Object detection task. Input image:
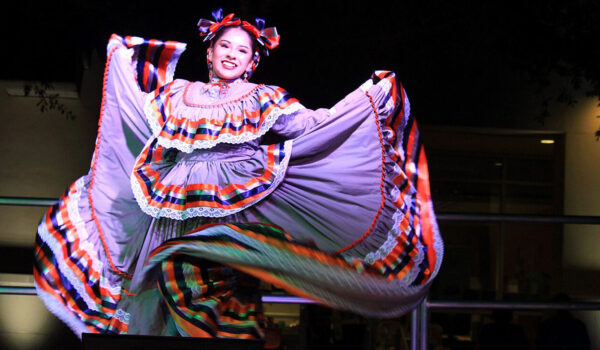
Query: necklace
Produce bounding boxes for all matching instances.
[205,76,244,99]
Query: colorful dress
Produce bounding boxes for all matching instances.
[33,35,443,339]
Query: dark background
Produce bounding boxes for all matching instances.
[3,0,600,127]
[1,2,598,348]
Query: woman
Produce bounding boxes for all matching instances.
[34,9,443,340]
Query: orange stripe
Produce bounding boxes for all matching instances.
[157,41,177,86]
[394,260,414,280]
[404,125,417,179]
[216,331,258,339]
[36,254,115,328]
[44,205,120,307]
[416,149,436,283]
[165,261,187,308]
[391,84,405,132]
[136,143,281,211]
[108,318,128,333]
[227,225,351,269]
[34,269,101,334]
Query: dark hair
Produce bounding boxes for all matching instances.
[211,26,258,54]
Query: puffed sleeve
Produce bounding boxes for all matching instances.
[257,84,330,139]
[268,106,332,139]
[266,71,406,140]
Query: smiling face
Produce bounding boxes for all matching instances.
[207,27,255,80]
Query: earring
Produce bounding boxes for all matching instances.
[242,70,251,81]
[207,61,214,79]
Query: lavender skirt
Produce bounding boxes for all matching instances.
[33,35,443,339]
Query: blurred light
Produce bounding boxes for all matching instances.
[0,295,53,349]
[262,295,314,304]
[540,139,555,144]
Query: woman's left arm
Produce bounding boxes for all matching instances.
[268,107,332,139]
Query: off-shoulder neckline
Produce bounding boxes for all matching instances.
[182,81,263,108]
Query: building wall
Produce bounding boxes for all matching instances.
[546,97,600,349]
[0,55,103,349]
[0,53,102,247]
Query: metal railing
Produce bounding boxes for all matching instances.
[0,197,58,207]
[2,196,600,349]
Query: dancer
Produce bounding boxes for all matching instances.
[34,9,443,340]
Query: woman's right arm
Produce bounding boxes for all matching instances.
[103,35,187,144]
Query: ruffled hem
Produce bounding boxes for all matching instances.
[143,81,304,152]
[347,70,443,285]
[131,138,293,219]
[137,222,429,319]
[33,176,131,335]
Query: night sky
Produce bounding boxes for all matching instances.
[3,0,600,127]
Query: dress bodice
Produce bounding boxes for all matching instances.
[143,78,304,153]
[171,140,259,163]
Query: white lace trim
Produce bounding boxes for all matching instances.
[359,72,396,118]
[375,72,393,94]
[165,43,187,84]
[68,178,104,276]
[99,274,124,296]
[106,35,126,53]
[131,139,293,219]
[357,72,408,263]
[395,94,410,160]
[38,177,124,309]
[143,88,305,153]
[70,178,123,296]
[114,308,131,324]
[37,210,100,313]
[359,79,373,92]
[364,229,400,265]
[403,236,426,286]
[355,72,440,286]
[35,286,89,338]
[127,36,145,46]
[363,217,426,287]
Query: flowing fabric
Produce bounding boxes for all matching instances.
[33,34,443,339]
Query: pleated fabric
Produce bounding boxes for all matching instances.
[33,34,443,340]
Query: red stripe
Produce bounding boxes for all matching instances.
[142,40,154,89]
[44,197,122,304]
[157,41,178,86]
[404,122,418,180]
[149,84,300,146]
[134,143,283,212]
[416,149,436,283]
[391,85,405,133]
[89,44,133,279]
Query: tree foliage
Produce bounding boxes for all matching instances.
[23,83,75,120]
